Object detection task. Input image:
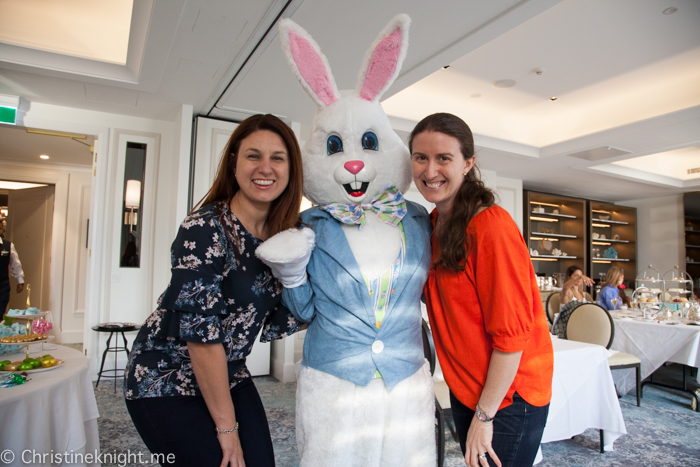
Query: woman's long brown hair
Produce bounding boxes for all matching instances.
[409,113,495,272]
[601,266,624,289]
[194,114,303,239]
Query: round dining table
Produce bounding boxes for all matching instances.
[0,344,100,466]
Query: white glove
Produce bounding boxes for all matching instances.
[255,227,316,288]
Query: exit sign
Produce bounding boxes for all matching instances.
[0,106,16,124]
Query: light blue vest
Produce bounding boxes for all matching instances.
[283,201,431,389]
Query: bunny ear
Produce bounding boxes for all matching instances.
[356,14,411,102]
[279,18,339,108]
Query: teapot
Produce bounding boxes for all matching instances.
[658,303,674,321]
[688,301,700,322]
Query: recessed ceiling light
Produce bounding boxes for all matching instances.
[663,7,677,15]
[470,93,482,98]
[0,181,48,190]
[550,97,558,101]
[492,79,516,88]
[40,154,49,159]
[533,68,544,76]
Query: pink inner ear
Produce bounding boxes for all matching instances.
[289,31,337,107]
[359,28,402,102]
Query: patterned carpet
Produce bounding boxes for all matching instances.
[96,365,700,466]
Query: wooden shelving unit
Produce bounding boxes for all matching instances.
[524,191,586,278]
[685,219,700,283]
[684,193,700,288]
[588,201,637,291]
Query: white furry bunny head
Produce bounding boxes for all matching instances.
[279,14,411,206]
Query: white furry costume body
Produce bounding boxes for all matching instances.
[256,15,436,466]
[296,362,434,467]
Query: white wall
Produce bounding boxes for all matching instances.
[22,102,191,378]
[620,194,685,278]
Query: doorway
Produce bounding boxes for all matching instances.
[0,124,95,344]
[1,183,55,313]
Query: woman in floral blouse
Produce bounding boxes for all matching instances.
[124,114,305,467]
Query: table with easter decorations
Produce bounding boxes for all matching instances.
[0,289,100,466]
[0,344,100,466]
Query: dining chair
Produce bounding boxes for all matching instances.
[565,303,641,452]
[584,291,594,302]
[545,292,561,324]
[421,319,454,467]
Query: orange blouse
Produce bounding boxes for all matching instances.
[425,206,553,411]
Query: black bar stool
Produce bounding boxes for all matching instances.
[92,322,140,393]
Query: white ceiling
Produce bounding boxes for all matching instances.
[0,0,698,202]
[0,124,94,167]
[0,0,133,65]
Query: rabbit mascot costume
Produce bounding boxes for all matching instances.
[256,14,435,466]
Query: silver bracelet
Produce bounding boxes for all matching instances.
[215,422,239,435]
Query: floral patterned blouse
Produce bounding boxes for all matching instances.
[124,201,303,400]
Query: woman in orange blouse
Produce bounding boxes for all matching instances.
[410,113,553,467]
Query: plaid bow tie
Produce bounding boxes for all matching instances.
[321,186,407,230]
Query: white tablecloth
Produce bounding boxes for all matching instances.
[535,337,626,463]
[0,345,100,467]
[609,314,700,396]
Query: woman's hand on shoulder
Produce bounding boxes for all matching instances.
[218,431,245,467]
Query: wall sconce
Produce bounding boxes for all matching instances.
[124,180,141,232]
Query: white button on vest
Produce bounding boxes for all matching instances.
[372,340,384,354]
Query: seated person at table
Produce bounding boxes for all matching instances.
[598,266,625,310]
[560,265,593,309]
[552,265,592,338]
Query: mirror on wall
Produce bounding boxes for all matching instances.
[120,142,146,268]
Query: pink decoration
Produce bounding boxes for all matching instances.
[359,28,402,102]
[32,319,53,335]
[289,31,337,107]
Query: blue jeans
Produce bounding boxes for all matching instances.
[126,378,275,467]
[450,391,549,467]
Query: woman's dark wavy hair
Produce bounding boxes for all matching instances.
[194,114,303,241]
[565,265,583,283]
[409,113,495,272]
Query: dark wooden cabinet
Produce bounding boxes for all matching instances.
[524,191,637,294]
[588,201,637,290]
[524,191,586,278]
[684,193,700,287]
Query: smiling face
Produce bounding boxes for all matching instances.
[302,94,411,206]
[411,131,475,215]
[234,130,290,210]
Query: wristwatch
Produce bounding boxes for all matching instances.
[475,404,494,423]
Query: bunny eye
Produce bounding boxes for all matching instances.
[327,135,343,155]
[362,132,378,151]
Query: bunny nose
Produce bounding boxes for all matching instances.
[344,161,365,175]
